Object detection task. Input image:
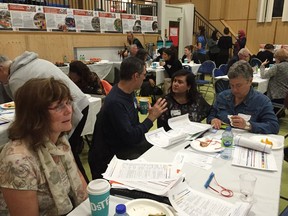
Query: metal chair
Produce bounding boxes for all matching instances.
[219,64,228,75]
[182,65,192,73]
[272,92,288,118]
[214,79,230,95]
[196,60,216,97]
[250,58,262,67]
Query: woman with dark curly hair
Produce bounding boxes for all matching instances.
[157,69,211,131]
[68,60,107,95]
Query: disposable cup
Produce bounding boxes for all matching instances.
[239,173,257,203]
[87,179,111,216]
[139,98,149,115]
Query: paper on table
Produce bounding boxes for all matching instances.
[145,127,187,148]
[173,150,213,170]
[168,181,251,216]
[168,114,211,135]
[232,146,277,171]
[234,134,272,153]
[103,156,179,181]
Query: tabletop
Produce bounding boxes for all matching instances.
[68,127,284,216]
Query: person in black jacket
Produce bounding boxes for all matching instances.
[160,48,183,78]
[256,44,275,67]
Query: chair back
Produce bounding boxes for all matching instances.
[198,60,216,75]
[214,79,230,94]
[219,64,228,75]
[250,58,262,67]
[284,91,288,108]
[212,68,224,78]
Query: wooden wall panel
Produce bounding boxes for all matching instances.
[274,20,288,44]
[0,32,158,63]
[225,0,250,20]
[209,0,225,20]
[248,0,257,19]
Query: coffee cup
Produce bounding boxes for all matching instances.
[87,179,111,216]
[139,98,149,115]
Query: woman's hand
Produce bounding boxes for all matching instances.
[261,59,269,66]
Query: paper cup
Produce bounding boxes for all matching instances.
[87,179,110,216]
[139,98,149,115]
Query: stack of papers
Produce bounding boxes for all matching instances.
[145,114,212,148]
[0,111,14,125]
[103,156,183,196]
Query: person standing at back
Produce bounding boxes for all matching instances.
[207,30,220,65]
[195,25,208,63]
[233,29,246,56]
[217,27,233,65]
[0,51,90,183]
[127,31,144,49]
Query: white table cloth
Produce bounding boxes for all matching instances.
[0,96,101,147]
[58,62,114,80]
[215,74,269,94]
[146,63,201,86]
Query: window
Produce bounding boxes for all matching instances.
[272,0,284,17]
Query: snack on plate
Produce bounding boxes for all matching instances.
[200,139,212,147]
[90,57,102,62]
[261,138,273,145]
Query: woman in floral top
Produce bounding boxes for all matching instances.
[0,78,87,215]
[157,69,211,131]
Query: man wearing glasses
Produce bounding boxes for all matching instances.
[89,57,167,179]
[207,60,279,134]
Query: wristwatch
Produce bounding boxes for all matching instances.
[244,121,251,130]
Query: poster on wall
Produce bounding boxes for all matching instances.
[0,3,12,30]
[73,9,99,32]
[98,11,122,33]
[9,4,46,30]
[140,15,158,33]
[121,14,137,33]
[44,7,75,31]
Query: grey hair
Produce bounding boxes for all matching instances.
[0,55,9,65]
[228,60,253,80]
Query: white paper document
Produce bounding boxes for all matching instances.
[103,156,183,195]
[173,150,213,170]
[234,134,272,153]
[168,181,251,216]
[168,114,211,135]
[103,156,179,181]
[232,146,278,171]
[145,127,187,148]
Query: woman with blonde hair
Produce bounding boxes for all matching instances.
[0,78,87,215]
[260,48,288,117]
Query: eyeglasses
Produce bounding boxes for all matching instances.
[48,100,72,112]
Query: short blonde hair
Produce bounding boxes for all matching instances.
[274,48,288,62]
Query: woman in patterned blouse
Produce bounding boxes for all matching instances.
[0,78,87,215]
[157,69,211,131]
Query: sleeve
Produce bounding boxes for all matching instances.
[260,65,277,79]
[250,99,280,134]
[0,153,39,191]
[106,102,153,146]
[181,55,186,63]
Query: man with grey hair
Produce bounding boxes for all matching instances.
[207,60,279,134]
[0,51,90,182]
[226,48,250,74]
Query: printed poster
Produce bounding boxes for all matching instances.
[140,15,158,33]
[121,13,136,33]
[44,7,75,31]
[0,3,12,29]
[73,9,99,32]
[98,11,122,33]
[9,4,46,30]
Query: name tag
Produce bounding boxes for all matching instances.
[171,109,181,117]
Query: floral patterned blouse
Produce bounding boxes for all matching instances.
[157,93,211,131]
[0,139,76,215]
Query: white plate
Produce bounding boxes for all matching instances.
[126,199,174,216]
[0,102,15,110]
[190,137,224,153]
[250,135,283,150]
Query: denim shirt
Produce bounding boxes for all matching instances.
[207,87,279,134]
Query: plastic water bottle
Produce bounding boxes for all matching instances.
[114,204,130,216]
[221,126,233,160]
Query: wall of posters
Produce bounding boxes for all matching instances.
[0,3,157,34]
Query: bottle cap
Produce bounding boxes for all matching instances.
[116,204,126,214]
[226,126,232,131]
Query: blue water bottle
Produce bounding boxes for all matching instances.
[221,126,234,160]
[114,204,130,216]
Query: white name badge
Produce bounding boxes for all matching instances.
[171,109,181,117]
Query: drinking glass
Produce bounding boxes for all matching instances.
[239,173,257,202]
